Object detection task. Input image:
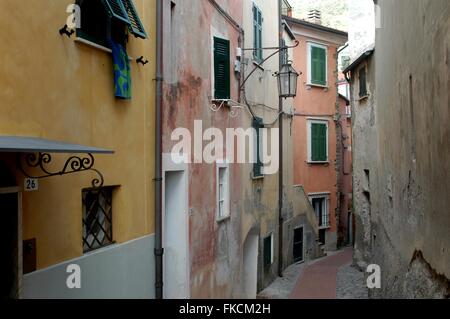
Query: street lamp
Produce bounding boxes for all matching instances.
[277,61,300,99]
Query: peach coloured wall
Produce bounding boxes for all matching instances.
[289,27,347,249]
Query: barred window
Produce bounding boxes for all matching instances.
[82,187,114,253]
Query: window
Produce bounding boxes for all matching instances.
[253,4,263,63]
[308,43,327,86]
[308,120,328,162]
[213,37,230,99]
[217,164,230,220]
[82,187,114,252]
[253,117,264,177]
[76,0,147,47]
[263,234,273,267]
[293,227,304,263]
[310,196,329,229]
[359,66,367,97]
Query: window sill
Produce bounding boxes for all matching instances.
[83,241,117,256]
[358,94,370,101]
[319,226,331,230]
[306,83,329,89]
[251,174,265,180]
[74,37,134,61]
[307,161,330,165]
[217,215,231,223]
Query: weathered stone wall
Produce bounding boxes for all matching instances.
[353,0,450,298]
[350,54,376,269]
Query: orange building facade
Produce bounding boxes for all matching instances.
[284,16,347,250]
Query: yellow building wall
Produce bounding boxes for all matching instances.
[0,0,156,269]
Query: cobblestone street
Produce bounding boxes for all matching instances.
[259,247,368,299]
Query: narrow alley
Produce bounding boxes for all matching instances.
[259,248,368,299]
[0,0,449,304]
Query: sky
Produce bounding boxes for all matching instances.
[288,0,349,32]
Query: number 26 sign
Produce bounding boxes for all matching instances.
[24,178,39,192]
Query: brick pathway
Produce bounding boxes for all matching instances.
[290,247,355,299]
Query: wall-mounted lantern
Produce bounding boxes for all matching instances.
[277,61,300,99]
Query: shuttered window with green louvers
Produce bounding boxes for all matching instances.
[311,45,327,86]
[120,0,147,39]
[359,66,367,97]
[311,123,327,162]
[102,0,130,24]
[214,37,230,100]
[103,0,147,39]
[253,117,264,177]
[253,4,263,63]
[264,235,272,267]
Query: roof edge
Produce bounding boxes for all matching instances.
[282,15,348,37]
[343,49,375,74]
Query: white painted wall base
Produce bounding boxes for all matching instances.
[23,234,155,299]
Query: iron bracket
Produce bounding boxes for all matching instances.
[17,152,104,188]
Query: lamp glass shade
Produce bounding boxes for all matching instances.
[278,63,299,98]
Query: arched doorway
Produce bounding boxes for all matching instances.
[242,228,259,298]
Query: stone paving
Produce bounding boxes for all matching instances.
[336,263,368,299]
[258,247,368,299]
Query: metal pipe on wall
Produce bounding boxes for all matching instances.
[277,0,284,278]
[154,0,164,300]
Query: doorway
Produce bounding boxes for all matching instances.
[1,187,21,299]
[163,170,188,299]
[293,227,304,263]
[242,229,258,298]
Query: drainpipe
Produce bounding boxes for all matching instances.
[154,0,164,300]
[277,0,284,278]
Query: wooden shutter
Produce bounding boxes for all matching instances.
[257,9,262,62]
[253,117,264,177]
[214,37,230,99]
[253,5,263,63]
[311,46,326,85]
[311,123,327,162]
[102,0,130,25]
[359,66,367,97]
[121,0,147,39]
[319,124,327,161]
[264,236,272,266]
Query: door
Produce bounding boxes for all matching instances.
[242,229,258,298]
[0,188,21,299]
[293,227,304,263]
[163,171,188,299]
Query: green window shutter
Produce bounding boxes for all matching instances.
[102,0,131,25]
[214,37,230,100]
[263,236,272,267]
[311,46,326,85]
[257,9,262,62]
[319,124,327,161]
[311,123,327,161]
[253,5,263,63]
[121,0,147,39]
[359,67,367,97]
[253,117,264,177]
[311,123,319,161]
